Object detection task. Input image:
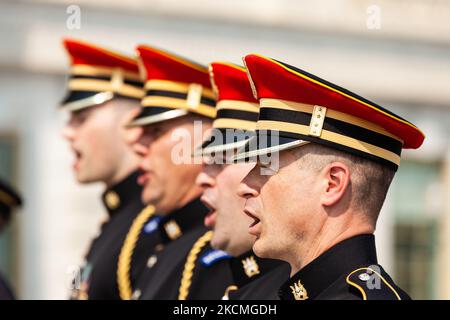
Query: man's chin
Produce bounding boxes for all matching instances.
[210,235,226,252]
[252,237,271,259]
[141,190,159,207]
[141,195,153,206]
[75,173,93,184]
[74,171,103,185]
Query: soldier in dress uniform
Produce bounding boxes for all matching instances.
[0,178,22,300]
[194,62,290,300]
[60,39,161,300]
[126,46,233,300]
[235,54,425,300]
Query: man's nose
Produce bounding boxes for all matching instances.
[237,176,259,199]
[195,170,215,189]
[132,142,148,157]
[61,124,76,142]
[124,125,143,146]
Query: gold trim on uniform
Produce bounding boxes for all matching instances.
[68,79,144,99]
[208,65,219,97]
[346,267,402,300]
[105,191,120,210]
[254,54,424,137]
[260,98,403,141]
[70,65,142,82]
[290,280,309,300]
[144,79,215,99]
[212,118,257,131]
[242,256,260,278]
[256,97,403,166]
[216,100,259,113]
[178,231,213,300]
[308,105,327,137]
[222,285,239,300]
[141,96,216,119]
[117,205,156,300]
[242,58,258,100]
[257,120,401,166]
[186,83,203,109]
[164,220,182,240]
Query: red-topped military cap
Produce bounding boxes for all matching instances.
[235,54,425,170]
[128,45,216,127]
[60,38,144,111]
[195,62,259,156]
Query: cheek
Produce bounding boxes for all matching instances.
[95,130,120,161]
[78,126,100,155]
[219,177,238,200]
[261,176,286,211]
[260,176,297,231]
[148,137,177,179]
[218,168,248,207]
[218,180,244,213]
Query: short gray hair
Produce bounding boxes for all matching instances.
[291,143,395,222]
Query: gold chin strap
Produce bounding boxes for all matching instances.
[117,205,156,300]
[178,230,213,300]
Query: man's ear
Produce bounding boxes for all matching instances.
[321,161,350,207]
[120,108,141,142]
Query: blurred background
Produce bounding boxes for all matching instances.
[0,0,449,299]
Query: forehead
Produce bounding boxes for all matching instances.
[69,103,107,119]
[142,116,193,133]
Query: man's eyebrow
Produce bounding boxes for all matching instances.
[72,109,88,116]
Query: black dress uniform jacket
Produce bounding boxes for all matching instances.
[71,171,161,300]
[279,234,411,300]
[228,251,290,300]
[133,198,234,300]
[177,242,233,300]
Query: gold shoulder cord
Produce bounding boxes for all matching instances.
[117,205,156,300]
[178,230,213,300]
[223,285,239,300]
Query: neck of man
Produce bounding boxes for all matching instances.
[230,245,252,258]
[157,183,203,216]
[104,150,141,188]
[287,214,375,277]
[228,236,255,257]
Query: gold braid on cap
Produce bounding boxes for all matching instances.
[178,230,213,300]
[117,205,156,300]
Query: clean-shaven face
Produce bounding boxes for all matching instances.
[237,149,324,261]
[62,101,136,184]
[133,116,210,214]
[197,159,255,256]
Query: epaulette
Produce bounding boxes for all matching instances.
[346,266,403,300]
